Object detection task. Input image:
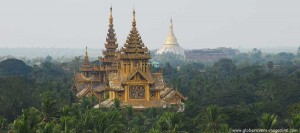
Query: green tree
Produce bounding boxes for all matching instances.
[0,116,6,131]
[285,114,300,129]
[37,122,61,133]
[41,92,58,122]
[113,98,121,110]
[257,113,277,129]
[156,112,183,133]
[203,105,229,133]
[12,107,41,133]
[250,48,263,64]
[212,58,236,74]
[267,61,274,69]
[297,46,300,57]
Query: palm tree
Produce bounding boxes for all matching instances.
[285,114,300,129]
[203,105,229,133]
[41,92,58,122]
[37,122,61,133]
[77,109,125,133]
[157,112,183,133]
[59,116,77,132]
[97,110,126,133]
[258,113,278,129]
[0,116,6,131]
[12,107,41,133]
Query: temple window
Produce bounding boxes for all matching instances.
[151,91,156,98]
[118,92,122,97]
[129,85,145,99]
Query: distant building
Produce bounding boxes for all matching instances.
[156,19,185,56]
[185,47,239,62]
[151,61,160,68]
[73,8,187,110]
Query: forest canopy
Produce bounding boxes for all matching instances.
[0,49,300,132]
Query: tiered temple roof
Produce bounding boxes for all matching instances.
[120,10,151,60]
[100,7,118,72]
[80,47,92,72]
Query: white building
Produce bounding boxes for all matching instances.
[156,19,185,56]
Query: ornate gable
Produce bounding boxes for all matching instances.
[124,68,154,84]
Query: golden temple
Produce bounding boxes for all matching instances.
[73,7,187,110]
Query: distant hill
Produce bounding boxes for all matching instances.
[0,59,33,76]
[0,48,101,58]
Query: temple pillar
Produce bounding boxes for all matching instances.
[125,85,128,101]
[109,91,113,99]
[157,91,160,100]
[145,85,150,101]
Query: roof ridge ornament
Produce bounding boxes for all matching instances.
[132,9,136,27]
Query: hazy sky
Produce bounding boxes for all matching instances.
[0,0,300,49]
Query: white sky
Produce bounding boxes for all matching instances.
[0,0,300,49]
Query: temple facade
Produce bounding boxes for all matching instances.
[73,8,187,110]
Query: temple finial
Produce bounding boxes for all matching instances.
[85,46,88,57]
[132,9,136,27]
[82,46,91,67]
[170,18,173,29]
[109,6,113,24]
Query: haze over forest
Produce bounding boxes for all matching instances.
[1,0,300,49]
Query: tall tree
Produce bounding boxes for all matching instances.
[157,112,183,133]
[203,105,229,133]
[257,113,277,129]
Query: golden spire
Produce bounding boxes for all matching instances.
[164,18,179,45]
[104,6,118,49]
[132,9,136,27]
[85,46,88,58]
[81,46,92,72]
[120,8,150,60]
[83,46,90,65]
[109,6,113,25]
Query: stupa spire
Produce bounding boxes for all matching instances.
[156,18,185,56]
[80,46,92,78]
[104,6,118,49]
[170,18,173,29]
[165,18,179,45]
[132,9,136,28]
[84,46,90,65]
[100,7,118,73]
[81,46,92,73]
[109,6,113,25]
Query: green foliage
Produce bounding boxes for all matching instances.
[156,112,183,133]
[288,103,300,116]
[0,76,39,122]
[152,52,185,67]
[212,58,236,74]
[0,115,6,131]
[285,114,300,129]
[1,49,300,132]
[37,122,61,133]
[257,113,278,129]
[0,59,32,76]
[202,105,229,133]
[113,98,121,110]
[12,107,41,133]
[41,92,58,122]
